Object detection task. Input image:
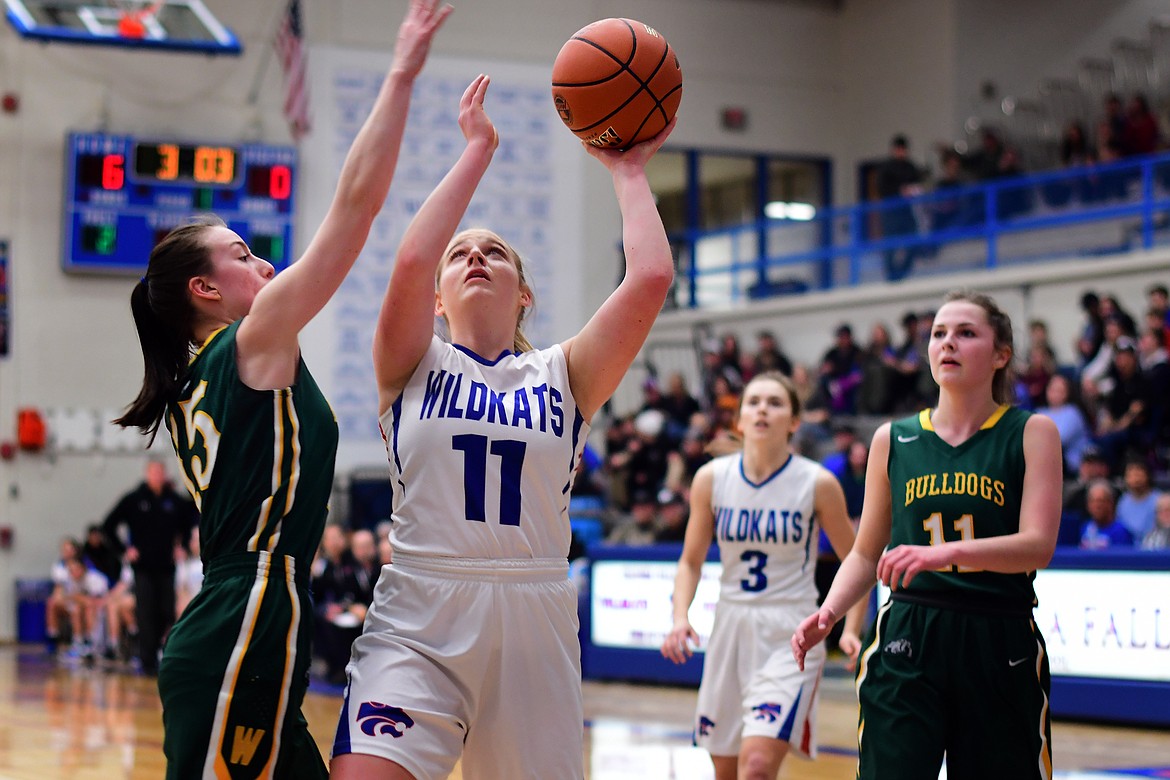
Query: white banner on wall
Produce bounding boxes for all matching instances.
[591,560,721,651]
[595,559,1170,684]
[302,47,586,457]
[1033,569,1170,681]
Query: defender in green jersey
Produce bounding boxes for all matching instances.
[793,291,1063,780]
[113,4,453,776]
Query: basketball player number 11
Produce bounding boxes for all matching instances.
[453,434,527,526]
[922,513,980,572]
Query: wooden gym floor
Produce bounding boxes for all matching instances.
[0,645,1166,779]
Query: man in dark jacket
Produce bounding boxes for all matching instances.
[102,459,196,674]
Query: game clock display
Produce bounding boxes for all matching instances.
[63,132,296,274]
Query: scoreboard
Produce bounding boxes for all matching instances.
[63,132,296,274]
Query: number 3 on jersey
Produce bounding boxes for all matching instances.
[922,512,979,572]
[453,434,526,526]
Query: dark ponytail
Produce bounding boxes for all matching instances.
[114,216,224,442]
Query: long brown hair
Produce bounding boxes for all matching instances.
[942,289,1015,404]
[114,216,224,440]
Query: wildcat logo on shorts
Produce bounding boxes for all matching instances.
[697,715,716,736]
[357,702,415,738]
[883,638,914,658]
[752,702,784,723]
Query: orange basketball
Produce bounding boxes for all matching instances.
[551,18,682,150]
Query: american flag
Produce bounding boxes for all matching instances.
[275,0,310,140]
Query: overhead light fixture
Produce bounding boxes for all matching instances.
[765,201,816,221]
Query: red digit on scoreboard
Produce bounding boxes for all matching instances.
[102,154,125,190]
[270,164,291,200]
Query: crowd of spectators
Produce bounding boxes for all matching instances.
[584,282,1170,558]
[872,92,1167,281]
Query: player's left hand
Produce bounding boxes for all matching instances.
[877,543,948,590]
[838,630,862,672]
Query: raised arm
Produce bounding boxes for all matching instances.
[371,74,498,412]
[562,121,677,419]
[238,0,452,363]
[661,463,715,664]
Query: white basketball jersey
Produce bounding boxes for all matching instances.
[708,452,821,606]
[379,336,589,560]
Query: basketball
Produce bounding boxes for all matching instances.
[551,18,682,150]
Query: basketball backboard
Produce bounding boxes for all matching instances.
[4,0,241,55]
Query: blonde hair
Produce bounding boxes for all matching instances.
[439,228,534,353]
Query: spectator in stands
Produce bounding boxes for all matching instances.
[1093,336,1154,471]
[1138,326,1170,453]
[820,422,858,480]
[349,528,380,611]
[654,490,690,543]
[789,362,832,454]
[44,536,82,652]
[1141,493,1170,550]
[837,439,869,522]
[311,523,359,686]
[701,345,743,409]
[960,128,1006,181]
[890,311,928,413]
[875,134,925,281]
[1017,344,1055,411]
[1074,291,1105,370]
[708,374,742,438]
[665,429,711,499]
[1080,315,1127,392]
[1147,283,1169,329]
[750,329,793,378]
[930,148,968,233]
[622,408,674,506]
[1144,306,1170,348]
[1036,373,1091,476]
[857,321,898,415]
[1116,459,1162,541]
[716,333,746,391]
[818,323,863,415]
[1028,319,1059,366]
[1098,94,1128,158]
[50,556,109,659]
[1059,121,1094,168]
[606,489,660,546]
[1079,480,1134,549]
[1100,294,1137,337]
[660,372,702,442]
[1062,445,1111,519]
[1122,94,1160,156]
[81,524,122,590]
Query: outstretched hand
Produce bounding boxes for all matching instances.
[459,74,499,152]
[791,606,836,672]
[392,0,454,79]
[583,117,677,173]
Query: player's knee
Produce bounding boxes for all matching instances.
[740,746,780,780]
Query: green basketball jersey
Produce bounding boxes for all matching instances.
[165,320,339,565]
[887,404,1037,607]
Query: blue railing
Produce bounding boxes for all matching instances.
[671,151,1170,309]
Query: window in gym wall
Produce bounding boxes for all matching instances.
[646,150,830,308]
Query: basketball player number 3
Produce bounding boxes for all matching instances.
[922,512,979,572]
[452,434,527,526]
